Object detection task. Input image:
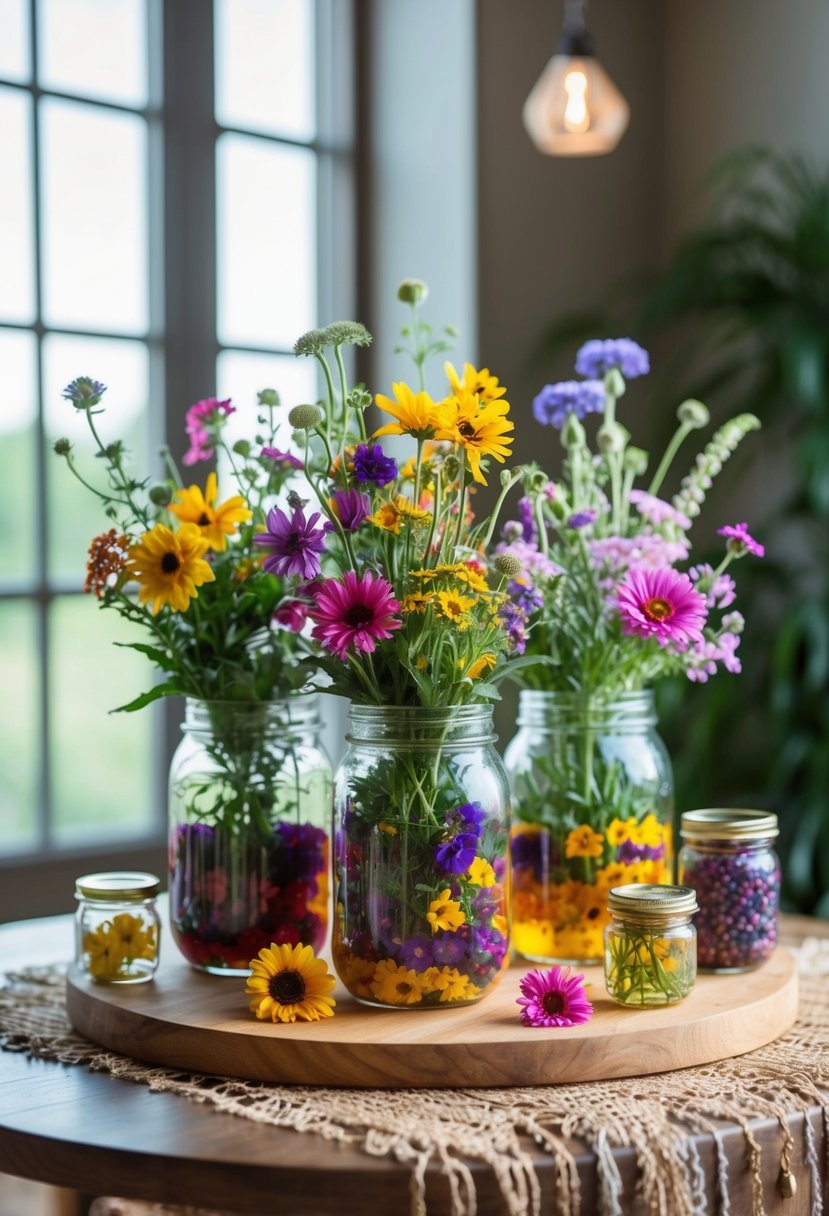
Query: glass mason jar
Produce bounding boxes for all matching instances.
[75,871,161,984]
[604,883,698,1007]
[168,695,332,975]
[678,808,781,973]
[504,689,674,967]
[332,705,511,1009]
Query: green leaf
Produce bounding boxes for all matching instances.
[112,680,181,713]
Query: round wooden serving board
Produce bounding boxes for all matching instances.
[66,946,798,1089]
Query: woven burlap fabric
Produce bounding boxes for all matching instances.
[3,945,829,1216]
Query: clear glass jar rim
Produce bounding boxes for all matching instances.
[75,871,161,900]
[680,808,779,841]
[183,693,322,728]
[518,688,655,708]
[347,703,495,723]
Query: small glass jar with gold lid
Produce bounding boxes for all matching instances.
[75,871,161,984]
[604,884,698,1008]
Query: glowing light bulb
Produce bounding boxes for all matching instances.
[563,67,589,132]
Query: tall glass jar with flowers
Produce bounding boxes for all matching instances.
[497,339,764,965]
[55,382,332,974]
[270,282,534,1008]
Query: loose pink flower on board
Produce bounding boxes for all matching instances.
[517,965,593,1028]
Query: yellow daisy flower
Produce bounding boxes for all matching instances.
[401,591,433,615]
[245,942,336,1023]
[332,941,375,1001]
[426,889,466,935]
[127,523,215,614]
[564,825,605,860]
[373,382,441,441]
[606,818,632,848]
[83,924,126,980]
[435,388,514,485]
[369,496,431,536]
[370,959,423,1006]
[411,562,490,593]
[110,912,157,962]
[466,856,496,887]
[422,965,479,1003]
[169,471,252,551]
[444,360,508,403]
[435,589,477,626]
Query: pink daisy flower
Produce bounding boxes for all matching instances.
[516,965,593,1028]
[617,567,707,649]
[717,522,765,558]
[309,570,402,660]
[183,397,235,466]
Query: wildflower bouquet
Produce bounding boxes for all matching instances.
[55,381,331,972]
[274,282,531,1007]
[497,338,763,964]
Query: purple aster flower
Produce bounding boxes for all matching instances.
[575,338,650,380]
[518,496,538,544]
[508,578,544,615]
[532,380,605,429]
[330,487,371,531]
[435,832,479,873]
[432,933,469,967]
[718,522,765,558]
[352,442,398,487]
[399,935,434,971]
[498,599,528,654]
[567,510,597,530]
[516,965,594,1028]
[253,504,333,579]
[472,924,507,964]
[261,446,304,470]
[62,376,107,407]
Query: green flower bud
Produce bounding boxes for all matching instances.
[597,422,627,454]
[623,446,649,476]
[53,437,72,456]
[148,482,173,506]
[677,399,710,429]
[560,413,586,450]
[500,468,516,488]
[604,368,626,398]
[493,552,523,579]
[257,388,280,407]
[523,467,548,494]
[397,279,429,305]
[233,439,251,457]
[347,386,373,411]
[288,403,323,429]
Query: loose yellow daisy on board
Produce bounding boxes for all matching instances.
[435,388,514,485]
[127,522,215,614]
[370,959,423,1006]
[245,943,336,1024]
[169,471,252,552]
[565,825,606,860]
[444,360,508,404]
[373,381,442,441]
[426,889,466,935]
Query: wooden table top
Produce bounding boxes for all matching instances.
[1,912,827,1216]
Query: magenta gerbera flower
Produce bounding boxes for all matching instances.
[253,505,333,579]
[309,570,402,660]
[516,965,593,1028]
[717,522,765,558]
[617,567,707,649]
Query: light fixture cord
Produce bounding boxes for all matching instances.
[563,0,587,34]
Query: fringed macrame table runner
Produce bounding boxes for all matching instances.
[2,941,829,1216]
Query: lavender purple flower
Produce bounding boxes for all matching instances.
[253,504,333,579]
[352,442,398,487]
[575,338,650,380]
[532,380,605,429]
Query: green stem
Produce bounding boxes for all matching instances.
[647,421,694,499]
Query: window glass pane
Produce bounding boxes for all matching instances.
[215,0,314,141]
[0,330,38,582]
[50,595,154,846]
[0,0,31,81]
[217,134,316,349]
[0,87,36,323]
[43,334,149,583]
[215,349,318,488]
[40,98,148,333]
[0,600,39,856]
[37,0,147,108]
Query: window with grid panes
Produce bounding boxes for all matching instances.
[0,0,355,870]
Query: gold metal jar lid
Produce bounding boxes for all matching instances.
[75,871,161,901]
[608,883,699,917]
[680,808,779,841]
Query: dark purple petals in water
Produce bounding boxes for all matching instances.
[399,935,434,970]
[511,829,551,884]
[432,933,468,967]
[575,338,650,380]
[618,839,665,864]
[435,832,479,873]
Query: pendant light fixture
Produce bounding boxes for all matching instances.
[523,0,629,157]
